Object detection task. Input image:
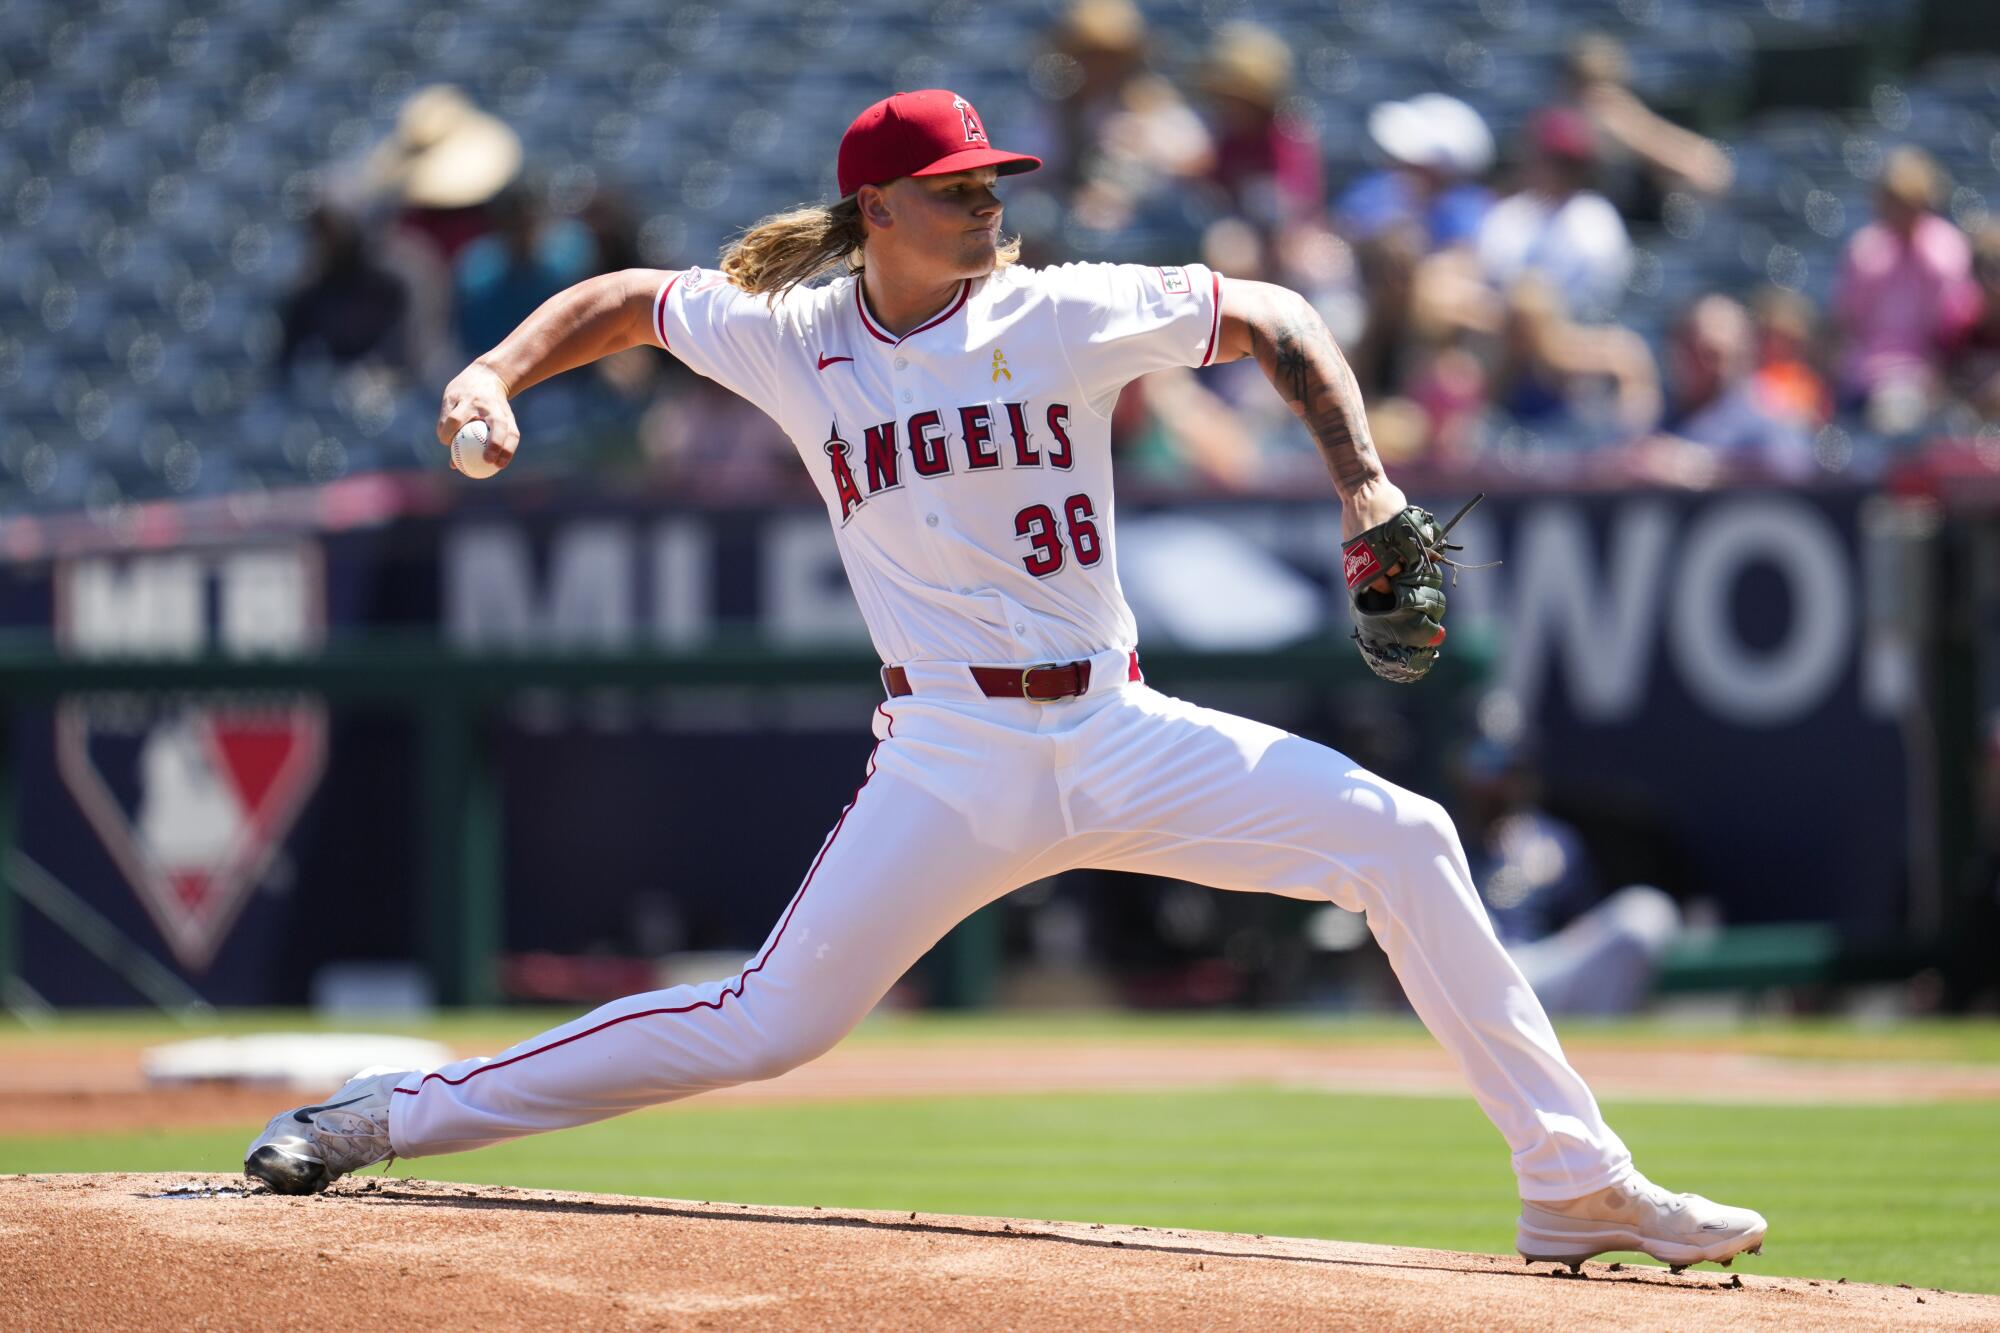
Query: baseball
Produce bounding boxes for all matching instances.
[451,419,500,479]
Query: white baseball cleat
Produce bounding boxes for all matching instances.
[243,1067,406,1195]
[1517,1170,1768,1273]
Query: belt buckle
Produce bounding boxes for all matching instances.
[1020,661,1060,701]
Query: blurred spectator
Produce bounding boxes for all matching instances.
[1025,0,1210,234]
[342,85,524,386]
[1402,329,1490,466]
[1195,22,1321,231]
[1264,218,1365,349]
[1751,286,1833,429]
[452,180,598,361]
[577,185,667,407]
[1123,368,1266,491]
[1336,94,1494,424]
[1834,146,1981,433]
[1557,32,1732,221]
[360,84,522,265]
[1400,237,1504,452]
[1348,223,1427,398]
[579,186,645,275]
[1949,223,2000,421]
[1121,218,1357,490]
[1453,734,1681,1016]
[278,204,413,377]
[1338,94,1495,252]
[1490,277,1659,448]
[639,362,810,498]
[451,179,648,464]
[1120,223,1274,488]
[1477,108,1632,318]
[1647,294,1816,482]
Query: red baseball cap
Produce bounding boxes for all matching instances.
[837,89,1042,199]
[1529,106,1597,163]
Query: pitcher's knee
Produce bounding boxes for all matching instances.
[728,1020,847,1084]
[1322,784,1469,913]
[1393,790,1464,859]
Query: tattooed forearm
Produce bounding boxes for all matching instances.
[1248,304,1384,497]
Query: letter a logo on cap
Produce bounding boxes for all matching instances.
[836,90,1040,198]
[952,94,988,145]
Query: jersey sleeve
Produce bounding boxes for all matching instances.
[1051,262,1224,412]
[649,267,787,406]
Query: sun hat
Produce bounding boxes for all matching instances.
[1367,93,1496,176]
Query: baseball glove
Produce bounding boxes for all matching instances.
[1340,493,1491,684]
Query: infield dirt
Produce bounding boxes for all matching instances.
[5,1172,1990,1331]
[8,1035,1998,1135]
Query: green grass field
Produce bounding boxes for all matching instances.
[6,1013,1998,1294]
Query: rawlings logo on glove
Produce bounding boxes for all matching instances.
[1341,541,1383,590]
[1340,493,1492,684]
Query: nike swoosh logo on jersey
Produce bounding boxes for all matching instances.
[817,354,854,371]
[293,1093,371,1123]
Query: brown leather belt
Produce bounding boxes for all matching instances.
[882,651,1140,702]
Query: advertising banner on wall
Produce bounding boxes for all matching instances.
[0,481,1908,1003]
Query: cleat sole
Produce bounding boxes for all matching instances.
[1518,1223,1767,1272]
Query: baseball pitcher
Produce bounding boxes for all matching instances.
[248,90,1765,1273]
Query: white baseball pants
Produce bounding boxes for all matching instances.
[390,656,1632,1201]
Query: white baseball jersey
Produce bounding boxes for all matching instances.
[385,262,1637,1212]
[650,261,1224,666]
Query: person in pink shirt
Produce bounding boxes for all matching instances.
[1835,146,1981,429]
[1194,22,1322,232]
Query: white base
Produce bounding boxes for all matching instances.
[143,1033,452,1090]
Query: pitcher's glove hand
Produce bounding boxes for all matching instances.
[1340,494,1492,684]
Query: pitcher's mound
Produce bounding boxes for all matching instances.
[5,1173,1985,1330]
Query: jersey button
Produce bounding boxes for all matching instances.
[925,513,939,527]
[900,390,913,403]
[1013,623,1026,635]
[894,356,908,370]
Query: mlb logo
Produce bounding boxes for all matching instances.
[54,545,328,972]
[1158,266,1192,294]
[57,702,327,970]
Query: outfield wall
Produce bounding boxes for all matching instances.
[0,480,1929,1005]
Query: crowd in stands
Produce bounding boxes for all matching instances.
[277,84,665,479]
[260,0,1998,502]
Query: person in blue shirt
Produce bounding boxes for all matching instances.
[1337,93,1494,253]
[1655,294,1817,480]
[452,179,599,361]
[1456,733,1682,1015]
[450,179,602,449]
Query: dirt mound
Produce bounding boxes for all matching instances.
[5,1173,1984,1330]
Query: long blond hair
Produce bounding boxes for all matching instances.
[720,195,1023,299]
